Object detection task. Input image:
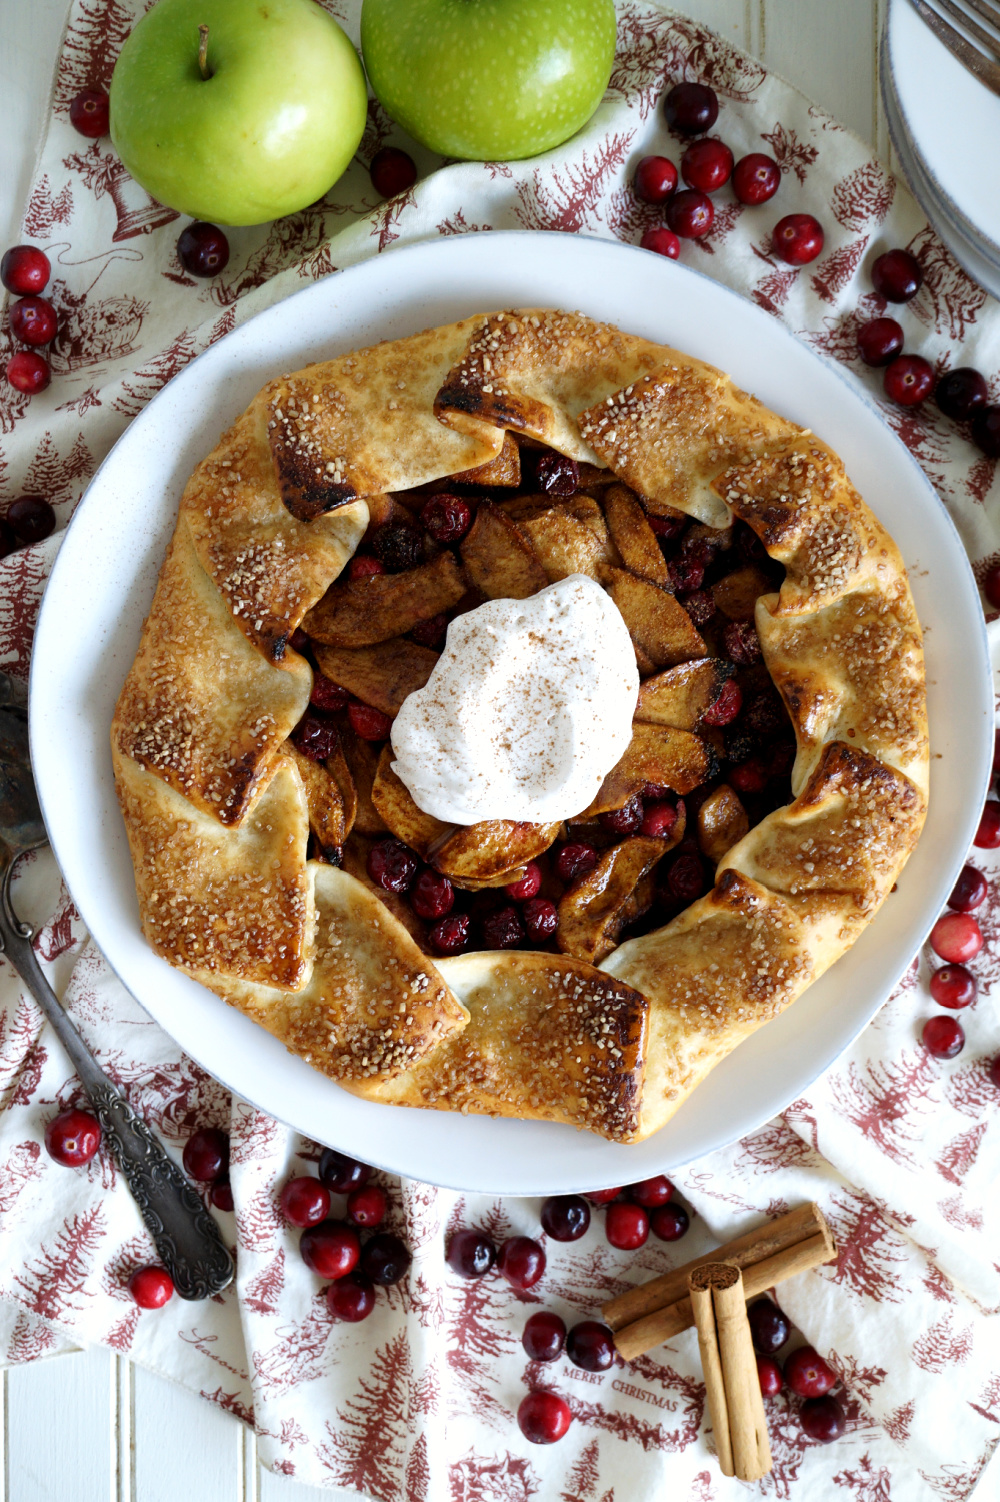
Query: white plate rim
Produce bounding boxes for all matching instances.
[29,230,994,1194]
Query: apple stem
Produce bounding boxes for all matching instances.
[198,24,212,80]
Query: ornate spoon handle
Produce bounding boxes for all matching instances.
[0,865,234,1300]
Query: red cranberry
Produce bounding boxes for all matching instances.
[666,188,714,239]
[681,138,733,193]
[360,1232,411,1285]
[522,897,558,943]
[929,964,977,1010]
[555,843,598,882]
[667,852,705,904]
[989,566,1000,609]
[370,146,417,198]
[9,297,57,347]
[628,1174,673,1208]
[857,317,904,368]
[318,1150,372,1193]
[367,837,418,893]
[772,213,824,265]
[522,1311,566,1361]
[293,713,340,762]
[348,554,385,581]
[746,692,785,739]
[45,1107,101,1167]
[536,453,579,496]
[1,245,50,296]
[682,588,716,626]
[409,612,448,647]
[800,1394,846,1443]
[722,620,762,664]
[128,1266,174,1309]
[974,800,1000,848]
[641,801,678,838]
[497,1236,546,1291]
[990,1056,1000,1089]
[347,1184,387,1227]
[289,627,310,652]
[567,1320,616,1372]
[586,1187,622,1205]
[309,674,348,712]
[505,862,541,901]
[605,1202,649,1250]
[923,1015,964,1058]
[948,864,987,911]
[69,88,109,137]
[994,728,1000,774]
[0,521,16,558]
[280,1176,331,1227]
[411,868,455,920]
[517,1391,572,1445]
[702,678,742,726]
[429,912,470,954]
[929,912,982,963]
[668,553,705,593]
[6,351,50,393]
[648,513,686,544]
[300,1220,361,1279]
[421,493,472,543]
[972,407,1000,458]
[327,1272,376,1321]
[8,496,55,544]
[447,1228,496,1278]
[664,81,719,136]
[936,367,988,421]
[177,222,230,277]
[748,1298,790,1354]
[757,1356,783,1396]
[732,153,780,205]
[730,757,769,795]
[348,702,393,741]
[210,1179,234,1211]
[541,1194,590,1242]
[182,1127,229,1182]
[884,354,934,407]
[481,904,524,949]
[872,248,923,303]
[651,1203,690,1241]
[600,794,644,835]
[634,154,678,203]
[372,521,423,572]
[768,741,796,780]
[784,1345,836,1398]
[640,226,681,259]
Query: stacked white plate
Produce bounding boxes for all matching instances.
[883,0,1000,298]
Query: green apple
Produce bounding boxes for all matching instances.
[110,0,368,226]
[361,0,616,161]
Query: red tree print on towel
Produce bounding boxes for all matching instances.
[945,1058,1000,1119]
[513,134,635,234]
[908,226,988,340]
[830,161,896,232]
[823,1190,910,1303]
[913,1313,974,1373]
[6,1309,58,1364]
[762,1390,875,1499]
[13,1204,105,1321]
[320,1330,413,1501]
[938,1196,985,1232]
[810,236,870,303]
[228,1102,280,1165]
[752,265,800,316]
[23,176,74,238]
[0,1140,41,1226]
[560,1438,602,1502]
[968,1372,1000,1425]
[733,1118,819,1175]
[252,1288,335,1398]
[201,1387,255,1425]
[832,1455,892,1502]
[922,1256,958,1305]
[405,1432,431,1502]
[111,329,201,418]
[604,186,664,245]
[0,545,55,680]
[107,1306,141,1353]
[936,1121,988,1184]
[882,1398,915,1443]
[446,1236,517,1428]
[449,1453,539,1502]
[437,209,494,236]
[55,0,133,113]
[827,1050,940,1167]
[243,1250,285,1315]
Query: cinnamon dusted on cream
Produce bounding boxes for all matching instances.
[390,574,638,825]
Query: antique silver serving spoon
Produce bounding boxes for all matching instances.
[0,673,233,1300]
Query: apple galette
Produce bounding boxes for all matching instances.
[112,310,928,1144]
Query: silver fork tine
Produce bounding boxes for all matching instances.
[935,0,1000,55]
[903,0,1000,96]
[962,0,1000,32]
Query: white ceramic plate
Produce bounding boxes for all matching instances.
[30,232,992,1195]
[887,0,1000,261]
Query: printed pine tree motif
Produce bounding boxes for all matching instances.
[252,1287,335,1398]
[826,1352,888,1403]
[54,0,134,113]
[209,201,357,307]
[827,1049,941,1168]
[810,236,871,303]
[445,1246,518,1428]
[100,1231,153,1303]
[107,1306,141,1353]
[437,209,494,236]
[560,1437,601,1502]
[514,133,635,234]
[752,265,801,315]
[761,1389,875,1500]
[112,330,202,418]
[13,1203,106,1321]
[603,186,663,245]
[404,1431,431,1502]
[201,1387,255,1425]
[936,1120,988,1185]
[0,1140,42,1226]
[0,993,46,1107]
[6,1308,58,1364]
[918,1442,997,1501]
[907,226,988,340]
[412,1361,440,1417]
[243,1249,285,1315]
[320,1330,413,1501]
[830,161,897,232]
[759,124,820,183]
[0,537,57,679]
[912,1313,974,1373]
[944,1057,1000,1119]
[539,1242,633,1311]
[370,188,418,253]
[832,1454,892,1502]
[968,1372,1000,1424]
[449,1453,539,1502]
[921,1256,958,1304]
[882,1398,914,1443]
[63,142,179,242]
[23,176,74,239]
[823,1189,911,1303]
[229,1102,279,1165]
[966,455,998,508]
[733,1118,819,1175]
[605,4,677,119]
[938,1195,985,1232]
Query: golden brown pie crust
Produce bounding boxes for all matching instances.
[112,310,928,1144]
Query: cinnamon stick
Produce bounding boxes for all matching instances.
[604,1201,831,1332]
[611,1219,835,1361]
[689,1264,771,1482]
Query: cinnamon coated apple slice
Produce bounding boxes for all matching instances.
[519,504,614,583]
[304,552,466,647]
[313,639,439,716]
[450,431,522,487]
[711,563,775,621]
[605,566,707,670]
[339,729,387,836]
[557,829,684,965]
[697,784,750,865]
[634,658,734,729]
[585,723,716,815]
[602,484,670,586]
[288,744,347,853]
[459,504,548,600]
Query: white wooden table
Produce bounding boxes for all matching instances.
[0,1,894,1496]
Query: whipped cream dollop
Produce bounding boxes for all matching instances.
[390,574,638,826]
